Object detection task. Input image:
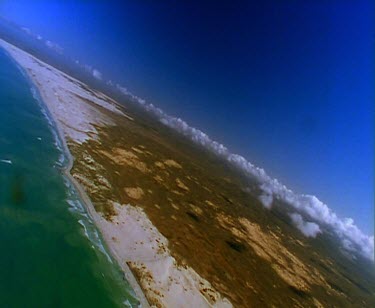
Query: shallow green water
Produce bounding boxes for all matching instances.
[0,49,139,307]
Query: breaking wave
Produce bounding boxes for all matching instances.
[64,178,113,263]
[0,159,12,164]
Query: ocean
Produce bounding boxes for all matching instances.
[0,49,138,307]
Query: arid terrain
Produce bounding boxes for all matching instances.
[69,101,374,307]
[1,39,374,307]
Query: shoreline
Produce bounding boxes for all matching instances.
[63,144,149,308]
[1,36,370,307]
[0,38,233,308]
[0,40,149,307]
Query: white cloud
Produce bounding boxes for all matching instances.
[45,40,63,54]
[116,84,130,95]
[21,27,31,35]
[19,26,43,42]
[258,183,273,208]
[114,83,374,261]
[92,69,102,80]
[259,194,273,209]
[289,213,321,238]
[82,64,103,80]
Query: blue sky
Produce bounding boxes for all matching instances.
[0,0,373,234]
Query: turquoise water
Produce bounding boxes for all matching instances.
[0,49,138,307]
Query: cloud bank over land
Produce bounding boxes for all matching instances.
[45,40,63,54]
[289,213,321,238]
[20,26,59,52]
[19,26,63,54]
[81,64,103,80]
[258,183,274,209]
[20,24,104,82]
[115,84,374,261]
[92,69,102,80]
[17,21,373,262]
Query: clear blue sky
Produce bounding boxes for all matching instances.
[0,0,373,234]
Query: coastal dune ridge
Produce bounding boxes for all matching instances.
[0,39,234,307]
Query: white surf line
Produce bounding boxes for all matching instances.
[0,159,12,164]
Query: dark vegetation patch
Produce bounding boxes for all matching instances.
[186,211,200,222]
[327,280,345,294]
[309,257,335,275]
[225,239,246,253]
[220,194,234,205]
[288,286,310,298]
[319,263,334,275]
[340,272,371,295]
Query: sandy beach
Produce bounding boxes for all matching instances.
[0,39,150,307]
[1,36,370,308]
[0,39,232,307]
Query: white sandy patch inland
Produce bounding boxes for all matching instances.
[100,203,232,308]
[124,187,144,200]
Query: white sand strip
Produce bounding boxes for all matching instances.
[0,38,232,308]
